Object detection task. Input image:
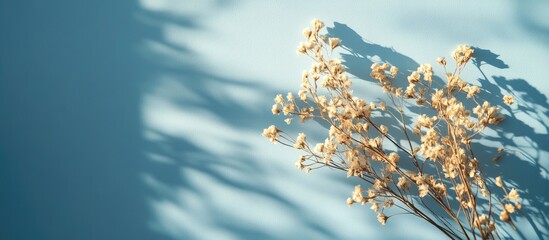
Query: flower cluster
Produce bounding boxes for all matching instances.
[263,19,521,239]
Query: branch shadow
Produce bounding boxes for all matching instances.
[137,2,343,239]
[472,65,549,239]
[327,22,549,239]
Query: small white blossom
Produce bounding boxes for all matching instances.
[329,37,341,50]
[262,125,279,142]
[503,95,515,105]
[294,133,307,149]
[508,188,520,200]
[377,213,388,225]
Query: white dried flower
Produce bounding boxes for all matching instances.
[407,71,420,84]
[379,125,388,135]
[274,94,284,104]
[436,57,446,66]
[479,214,489,224]
[466,85,480,98]
[262,125,279,142]
[452,44,474,66]
[377,213,388,225]
[508,188,520,200]
[370,203,379,212]
[298,90,308,102]
[286,92,294,102]
[295,155,305,169]
[390,66,398,77]
[311,19,324,32]
[297,42,307,54]
[315,143,325,153]
[294,132,307,149]
[346,197,355,206]
[284,118,293,125]
[272,104,280,115]
[351,185,365,203]
[504,203,515,213]
[397,176,410,189]
[379,101,387,111]
[499,210,510,222]
[495,176,503,188]
[329,37,341,50]
[303,27,312,39]
[434,182,446,196]
[418,184,429,197]
[503,95,515,105]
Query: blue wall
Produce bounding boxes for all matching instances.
[0,1,164,239]
[1,1,548,239]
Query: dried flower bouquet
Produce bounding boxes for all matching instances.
[263,19,522,240]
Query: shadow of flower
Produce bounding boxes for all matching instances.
[327,21,548,239]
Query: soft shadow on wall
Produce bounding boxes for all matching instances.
[327,22,549,239]
[137,1,344,239]
[473,52,549,239]
[138,5,548,239]
[0,1,167,239]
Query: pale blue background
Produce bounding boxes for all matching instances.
[1,1,548,239]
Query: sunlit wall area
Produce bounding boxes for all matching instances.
[1,0,548,239]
